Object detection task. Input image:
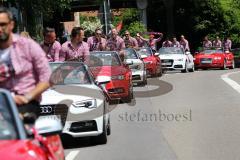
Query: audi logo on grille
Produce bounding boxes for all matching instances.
[40,106,53,114]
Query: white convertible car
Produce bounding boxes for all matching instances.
[158,47,195,73]
[123,48,147,85]
[40,62,111,144]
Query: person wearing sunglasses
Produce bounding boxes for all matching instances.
[106,28,125,51]
[87,28,106,51]
[123,30,138,49]
[0,7,51,116]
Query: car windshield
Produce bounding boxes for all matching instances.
[50,63,91,85]
[137,48,152,57]
[159,47,184,54]
[0,93,18,140]
[90,52,121,66]
[202,49,224,54]
[124,49,138,59]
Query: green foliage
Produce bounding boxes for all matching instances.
[127,22,147,37]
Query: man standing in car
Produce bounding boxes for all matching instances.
[0,7,51,115]
[180,35,190,51]
[212,36,222,48]
[123,30,138,49]
[60,27,90,63]
[87,28,106,51]
[106,28,125,51]
[41,27,61,62]
[203,36,212,48]
[172,37,181,47]
[223,37,232,51]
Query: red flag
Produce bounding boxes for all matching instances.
[116,20,123,32]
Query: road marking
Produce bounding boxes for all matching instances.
[66,150,79,160]
[221,71,240,93]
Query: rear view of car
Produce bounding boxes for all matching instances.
[137,47,162,77]
[90,51,133,103]
[124,48,147,86]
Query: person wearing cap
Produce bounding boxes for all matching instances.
[123,30,138,49]
[106,28,125,51]
[87,28,106,51]
[203,36,212,48]
[171,37,181,47]
[41,27,61,62]
[180,35,190,51]
[212,36,222,48]
[60,27,90,63]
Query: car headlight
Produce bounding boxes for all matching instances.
[111,75,125,80]
[214,57,221,60]
[72,99,96,109]
[176,58,184,61]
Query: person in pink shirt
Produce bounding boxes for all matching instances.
[87,28,106,51]
[123,30,138,49]
[180,35,190,51]
[60,27,90,63]
[106,28,125,51]
[212,36,222,48]
[0,7,51,115]
[172,37,181,47]
[223,37,232,51]
[138,32,163,51]
[136,33,146,48]
[41,27,61,62]
[203,36,212,48]
[162,37,172,47]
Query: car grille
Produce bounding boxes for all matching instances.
[200,58,212,64]
[69,120,97,132]
[39,104,69,126]
[132,75,141,80]
[161,59,174,67]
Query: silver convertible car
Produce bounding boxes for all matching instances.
[40,62,111,144]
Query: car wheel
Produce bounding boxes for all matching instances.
[122,84,133,103]
[107,118,111,135]
[229,60,235,69]
[189,64,195,72]
[94,117,107,144]
[181,62,188,73]
[221,59,227,70]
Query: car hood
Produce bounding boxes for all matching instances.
[195,53,224,58]
[0,140,43,160]
[90,66,129,77]
[41,84,104,105]
[159,54,185,60]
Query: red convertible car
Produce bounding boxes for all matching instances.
[0,89,65,160]
[137,47,162,77]
[89,51,133,103]
[194,48,235,70]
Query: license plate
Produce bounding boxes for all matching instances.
[162,62,172,65]
[38,115,61,122]
[201,61,212,64]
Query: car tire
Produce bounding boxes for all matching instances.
[181,62,188,73]
[122,84,133,103]
[229,60,235,69]
[189,65,195,72]
[94,117,107,145]
[221,59,227,70]
[107,118,111,135]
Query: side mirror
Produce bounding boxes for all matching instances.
[125,59,133,65]
[35,116,62,136]
[95,76,111,85]
[140,55,147,59]
[154,52,160,56]
[185,51,190,55]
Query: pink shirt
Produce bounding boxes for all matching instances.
[0,34,51,95]
[148,37,162,51]
[60,41,90,63]
[213,40,222,47]
[162,41,172,47]
[180,39,190,51]
[224,39,232,51]
[124,37,138,48]
[106,36,125,51]
[172,41,181,47]
[41,40,61,62]
[136,38,146,48]
[87,36,106,51]
[203,40,212,48]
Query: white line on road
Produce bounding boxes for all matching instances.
[66,150,80,160]
[221,71,240,94]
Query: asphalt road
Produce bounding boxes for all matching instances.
[64,68,240,160]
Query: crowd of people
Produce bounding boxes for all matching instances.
[202,35,232,51]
